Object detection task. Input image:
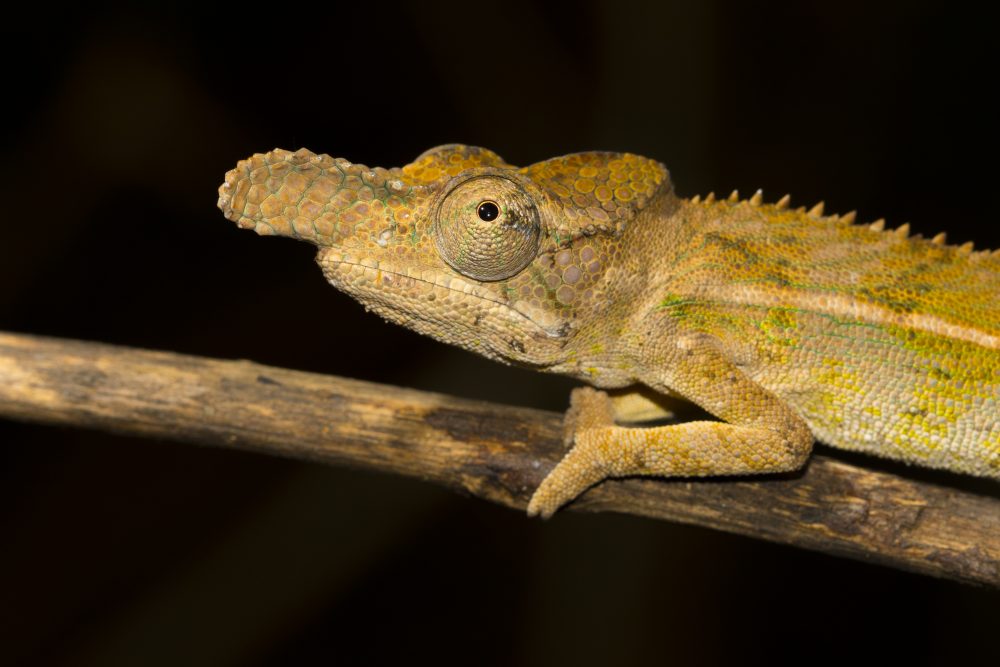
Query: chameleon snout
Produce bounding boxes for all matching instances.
[216,148,412,248]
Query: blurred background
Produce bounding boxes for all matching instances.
[1,1,997,665]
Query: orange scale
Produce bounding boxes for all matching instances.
[314,219,335,238]
[555,249,574,266]
[587,206,610,221]
[263,175,285,192]
[563,265,582,284]
[268,216,291,235]
[299,200,323,218]
[330,191,355,211]
[306,181,337,202]
[276,185,301,205]
[259,196,282,217]
[615,186,635,201]
[556,285,575,304]
[291,217,316,238]
[284,170,310,189]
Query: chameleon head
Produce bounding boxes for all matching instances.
[218,145,671,371]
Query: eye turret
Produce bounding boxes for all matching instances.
[434,176,541,281]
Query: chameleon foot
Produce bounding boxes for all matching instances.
[560,386,616,447]
[527,387,617,518]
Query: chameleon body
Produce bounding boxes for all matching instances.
[218,145,999,517]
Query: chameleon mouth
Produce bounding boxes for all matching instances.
[320,252,560,337]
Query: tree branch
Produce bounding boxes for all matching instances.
[0,331,997,586]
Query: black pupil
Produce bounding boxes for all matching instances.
[477,201,500,221]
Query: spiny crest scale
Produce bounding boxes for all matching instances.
[686,188,998,262]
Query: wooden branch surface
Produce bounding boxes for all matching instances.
[0,331,997,586]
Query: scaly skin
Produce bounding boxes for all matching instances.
[218,145,1000,518]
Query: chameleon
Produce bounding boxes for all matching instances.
[217,145,999,518]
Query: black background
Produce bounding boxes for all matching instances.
[1,2,997,665]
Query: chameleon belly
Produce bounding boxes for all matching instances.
[752,307,996,476]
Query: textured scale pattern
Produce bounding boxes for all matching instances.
[219,145,999,518]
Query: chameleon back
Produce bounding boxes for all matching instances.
[655,199,1000,476]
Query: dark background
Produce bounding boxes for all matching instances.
[1,1,997,665]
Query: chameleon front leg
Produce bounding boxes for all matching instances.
[527,338,813,518]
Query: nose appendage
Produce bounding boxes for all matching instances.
[218,148,412,247]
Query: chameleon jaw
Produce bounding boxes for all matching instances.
[318,251,573,365]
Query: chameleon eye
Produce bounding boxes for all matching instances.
[477,201,500,221]
[435,176,541,281]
